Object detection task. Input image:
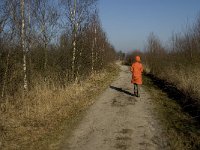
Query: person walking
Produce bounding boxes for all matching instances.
[130,56,143,97]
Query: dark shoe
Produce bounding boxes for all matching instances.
[136,94,140,97]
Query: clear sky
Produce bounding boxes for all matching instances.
[98,0,200,52]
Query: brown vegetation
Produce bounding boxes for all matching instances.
[143,17,200,100]
[0,0,117,149]
[0,64,119,149]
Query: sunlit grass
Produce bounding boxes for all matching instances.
[0,63,119,150]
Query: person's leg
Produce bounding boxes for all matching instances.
[134,83,137,95]
[135,84,139,97]
[137,84,140,97]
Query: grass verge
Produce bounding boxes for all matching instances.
[143,75,200,150]
[0,63,120,150]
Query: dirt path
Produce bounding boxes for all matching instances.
[60,64,168,150]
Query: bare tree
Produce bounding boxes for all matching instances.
[34,0,59,81]
[62,0,97,80]
[89,10,99,73]
[0,0,116,99]
[20,0,28,91]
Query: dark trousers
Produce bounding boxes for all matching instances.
[134,83,140,97]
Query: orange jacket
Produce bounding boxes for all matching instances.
[131,56,143,85]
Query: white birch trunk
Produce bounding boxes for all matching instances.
[27,0,33,85]
[91,38,94,72]
[71,0,77,80]
[76,45,82,81]
[92,26,97,72]
[72,31,76,79]
[21,0,28,91]
[94,27,98,66]
[101,43,105,68]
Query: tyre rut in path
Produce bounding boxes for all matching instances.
[60,65,169,150]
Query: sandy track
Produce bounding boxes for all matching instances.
[60,65,168,150]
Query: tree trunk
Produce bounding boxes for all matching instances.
[71,0,77,80]
[101,43,105,68]
[94,27,98,69]
[91,38,94,72]
[91,26,96,73]
[21,0,28,91]
[44,35,48,82]
[76,44,83,82]
[1,51,10,98]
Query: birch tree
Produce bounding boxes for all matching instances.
[62,0,97,80]
[20,0,28,91]
[90,10,105,71]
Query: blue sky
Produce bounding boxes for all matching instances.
[98,0,200,52]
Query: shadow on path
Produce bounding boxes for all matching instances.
[110,85,134,96]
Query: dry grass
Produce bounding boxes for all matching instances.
[143,75,200,150]
[153,65,200,100]
[0,63,119,150]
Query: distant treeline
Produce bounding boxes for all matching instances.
[0,0,116,99]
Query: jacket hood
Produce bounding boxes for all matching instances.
[135,56,141,62]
